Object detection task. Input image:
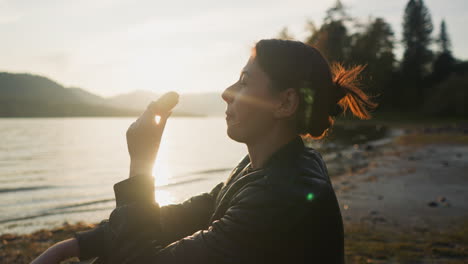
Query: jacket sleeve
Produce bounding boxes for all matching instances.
[74,175,224,261]
[127,183,316,264]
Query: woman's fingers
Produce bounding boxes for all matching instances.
[152,91,179,114]
[140,91,179,125]
[157,111,172,128]
[147,91,179,116]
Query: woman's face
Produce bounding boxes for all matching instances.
[221,56,280,144]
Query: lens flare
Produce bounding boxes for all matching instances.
[223,89,275,111]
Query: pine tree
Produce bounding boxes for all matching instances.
[400,0,434,108]
[438,20,451,54]
[432,19,456,83]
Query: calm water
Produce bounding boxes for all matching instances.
[0,117,247,234]
[0,117,391,235]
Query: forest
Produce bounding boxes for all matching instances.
[278,0,468,118]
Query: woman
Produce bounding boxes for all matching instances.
[31,39,376,264]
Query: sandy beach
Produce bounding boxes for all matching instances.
[2,122,468,263]
[335,129,468,230]
[335,123,468,263]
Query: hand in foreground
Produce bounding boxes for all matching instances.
[30,238,79,264]
[127,91,179,177]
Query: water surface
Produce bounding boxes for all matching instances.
[0,117,390,234]
[0,117,246,234]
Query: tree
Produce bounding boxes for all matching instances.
[432,20,456,83]
[277,26,294,40]
[400,0,434,108]
[324,0,352,24]
[348,18,396,106]
[437,20,451,54]
[305,0,352,63]
[423,73,468,117]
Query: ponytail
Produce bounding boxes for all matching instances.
[331,63,378,119]
[301,63,378,140]
[252,39,377,141]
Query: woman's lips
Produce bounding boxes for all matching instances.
[225,111,234,120]
[225,112,238,125]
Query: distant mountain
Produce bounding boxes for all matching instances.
[0,72,225,117]
[107,90,161,110]
[0,72,139,117]
[107,90,226,116]
[0,72,83,104]
[67,87,109,105]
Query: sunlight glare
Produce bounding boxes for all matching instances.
[155,115,161,124]
[155,189,175,206]
[151,134,176,205]
[153,138,171,187]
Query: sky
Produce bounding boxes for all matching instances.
[1,0,467,97]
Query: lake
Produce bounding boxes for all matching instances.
[0,117,249,234]
[0,117,391,235]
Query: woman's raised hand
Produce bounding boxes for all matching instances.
[127,91,179,178]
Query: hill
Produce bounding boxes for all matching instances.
[0,72,224,117]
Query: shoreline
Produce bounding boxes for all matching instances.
[333,131,468,229]
[2,123,468,263]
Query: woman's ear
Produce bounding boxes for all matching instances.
[273,88,299,119]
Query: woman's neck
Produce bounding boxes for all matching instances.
[246,126,297,170]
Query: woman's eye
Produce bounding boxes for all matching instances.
[239,76,247,86]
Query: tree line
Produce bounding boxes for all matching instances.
[279,0,468,117]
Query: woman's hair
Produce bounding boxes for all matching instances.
[252,39,378,140]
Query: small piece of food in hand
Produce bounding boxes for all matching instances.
[149,91,179,115]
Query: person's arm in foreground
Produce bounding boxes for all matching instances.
[107,177,333,264]
[30,238,79,264]
[31,92,184,264]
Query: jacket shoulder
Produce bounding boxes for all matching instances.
[232,147,334,207]
[296,147,330,183]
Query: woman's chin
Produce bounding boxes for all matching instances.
[226,125,245,143]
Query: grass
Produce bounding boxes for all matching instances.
[344,220,468,263]
[0,222,96,264]
[1,220,467,263]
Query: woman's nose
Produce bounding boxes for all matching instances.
[221,84,236,104]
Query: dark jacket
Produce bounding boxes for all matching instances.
[75,135,345,264]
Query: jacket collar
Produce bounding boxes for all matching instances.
[211,135,306,222]
[244,135,305,171]
[262,135,305,169]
